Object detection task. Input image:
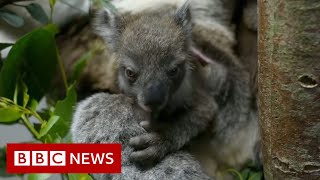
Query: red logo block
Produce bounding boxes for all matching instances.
[6,144,121,173]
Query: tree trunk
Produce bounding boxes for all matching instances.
[258,0,320,179]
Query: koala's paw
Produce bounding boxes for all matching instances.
[129,132,170,165]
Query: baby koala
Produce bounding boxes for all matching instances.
[72,0,259,179]
[93,0,218,165]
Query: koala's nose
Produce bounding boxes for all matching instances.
[144,82,167,110]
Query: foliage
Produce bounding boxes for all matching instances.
[0,26,58,100]
[0,1,104,179]
[0,8,24,27]
[0,0,113,28]
[26,3,49,24]
[0,1,48,27]
[224,164,263,180]
[0,15,92,180]
[0,43,13,51]
[0,147,12,177]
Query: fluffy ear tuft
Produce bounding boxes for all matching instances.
[174,0,192,36]
[93,8,123,50]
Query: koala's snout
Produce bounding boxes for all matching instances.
[141,81,168,112]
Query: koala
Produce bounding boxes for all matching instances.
[71,0,260,179]
[72,93,212,180]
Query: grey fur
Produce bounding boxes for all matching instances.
[72,93,211,180]
[72,0,259,179]
[96,4,219,165]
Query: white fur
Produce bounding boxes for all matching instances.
[112,0,186,14]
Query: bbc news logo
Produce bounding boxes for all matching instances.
[6,144,121,173]
[14,151,66,166]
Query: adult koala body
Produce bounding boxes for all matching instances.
[71,0,260,179]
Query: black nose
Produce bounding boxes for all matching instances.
[144,82,167,110]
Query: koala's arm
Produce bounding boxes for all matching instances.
[129,89,217,164]
[71,93,212,180]
[71,93,146,145]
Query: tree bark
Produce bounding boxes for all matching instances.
[258,0,320,179]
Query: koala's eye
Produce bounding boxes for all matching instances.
[168,67,179,77]
[125,68,136,81]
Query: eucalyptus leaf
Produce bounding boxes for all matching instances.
[0,8,24,28]
[28,173,52,180]
[248,172,263,180]
[0,58,2,71]
[0,43,13,51]
[59,0,87,14]
[0,25,59,101]
[26,3,49,24]
[49,0,57,9]
[54,84,77,124]
[43,23,59,34]
[71,51,92,82]
[22,82,29,107]
[225,169,243,180]
[0,147,14,177]
[28,98,38,111]
[41,85,77,142]
[68,174,93,180]
[39,115,59,137]
[61,132,72,143]
[0,107,22,123]
[240,168,250,180]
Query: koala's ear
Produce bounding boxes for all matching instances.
[93,8,123,50]
[174,0,192,36]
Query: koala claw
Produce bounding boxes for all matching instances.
[129,132,169,164]
[140,121,151,131]
[129,133,161,149]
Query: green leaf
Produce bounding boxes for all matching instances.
[0,25,59,101]
[240,168,250,180]
[26,3,49,24]
[42,85,77,142]
[248,172,263,180]
[225,169,243,180]
[70,51,92,82]
[68,174,93,180]
[58,0,87,14]
[0,107,22,123]
[0,43,13,51]
[43,24,59,34]
[49,0,57,9]
[28,98,38,111]
[21,82,29,107]
[28,173,52,180]
[54,85,77,124]
[61,132,72,143]
[0,8,24,27]
[0,147,14,177]
[0,57,2,70]
[39,115,59,137]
